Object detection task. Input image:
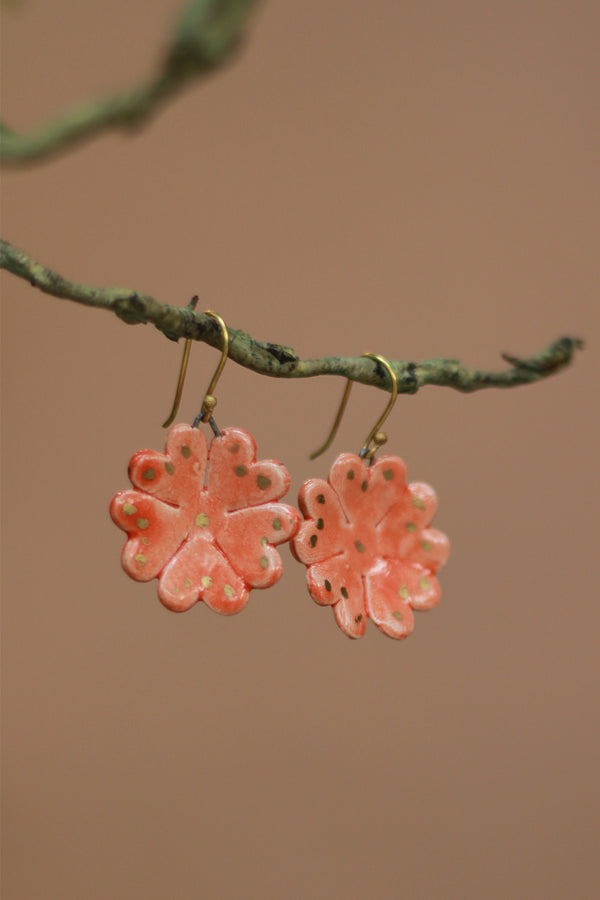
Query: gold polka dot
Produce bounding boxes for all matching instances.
[201,576,212,588]
[324,580,332,592]
[383,469,394,481]
[361,480,368,492]
[354,540,366,553]
[406,522,417,533]
[317,494,325,504]
[142,468,156,481]
[180,445,191,459]
[141,537,150,545]
[261,536,269,546]
[316,518,324,530]
[122,502,137,516]
[134,554,147,565]
[235,465,247,477]
[184,578,193,588]
[398,585,409,599]
[412,496,426,510]
[228,442,241,454]
[136,517,149,530]
[195,512,209,528]
[223,584,235,598]
[341,587,349,599]
[257,475,271,490]
[346,470,355,480]
[260,556,268,569]
[421,540,433,552]
[310,534,318,547]
[392,610,404,621]
[165,462,175,475]
[419,576,431,592]
[272,518,282,531]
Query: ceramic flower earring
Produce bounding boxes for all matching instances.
[291,354,450,640]
[110,311,300,615]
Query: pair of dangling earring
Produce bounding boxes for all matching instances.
[110,311,449,640]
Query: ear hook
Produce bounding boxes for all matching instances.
[161,338,193,428]
[309,353,398,462]
[162,309,229,436]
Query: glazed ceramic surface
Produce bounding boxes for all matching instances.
[292,453,449,639]
[111,424,300,614]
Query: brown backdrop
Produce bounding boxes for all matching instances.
[2,2,599,898]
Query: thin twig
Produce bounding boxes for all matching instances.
[0,0,260,165]
[0,237,583,392]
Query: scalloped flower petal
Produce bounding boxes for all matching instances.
[365,559,418,639]
[329,453,409,526]
[331,568,368,639]
[158,535,248,614]
[128,424,207,507]
[409,527,450,574]
[207,427,291,511]
[110,490,187,581]
[217,503,300,588]
[292,488,348,567]
[305,553,355,608]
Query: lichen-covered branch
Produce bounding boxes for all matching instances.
[0,237,583,393]
[0,0,260,165]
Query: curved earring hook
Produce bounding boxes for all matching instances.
[161,338,192,428]
[162,309,229,433]
[309,353,398,462]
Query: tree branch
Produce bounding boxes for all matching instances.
[0,0,260,165]
[0,237,583,392]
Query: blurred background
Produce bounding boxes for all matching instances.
[2,1,599,897]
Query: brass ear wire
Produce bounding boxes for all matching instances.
[309,353,398,463]
[192,311,229,431]
[162,309,229,436]
[162,338,192,428]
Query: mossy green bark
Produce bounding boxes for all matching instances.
[0,238,582,394]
